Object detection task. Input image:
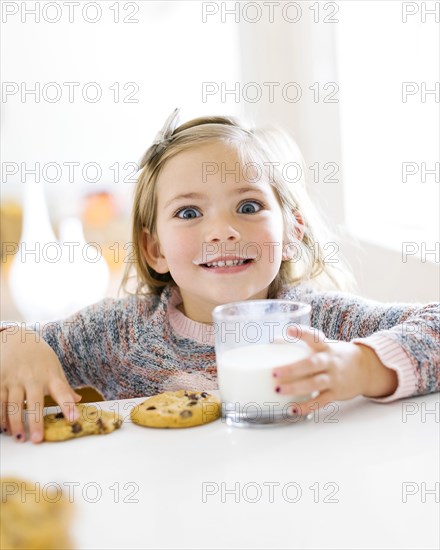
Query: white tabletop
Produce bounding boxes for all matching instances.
[2,392,439,550]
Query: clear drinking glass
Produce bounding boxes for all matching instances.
[212,300,312,428]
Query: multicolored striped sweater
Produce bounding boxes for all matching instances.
[24,285,439,402]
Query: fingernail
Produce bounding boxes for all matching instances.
[2,427,8,433]
[275,386,281,393]
[15,433,22,441]
[291,407,298,414]
[31,432,42,443]
[272,371,278,378]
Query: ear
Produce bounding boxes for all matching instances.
[292,209,305,241]
[282,210,305,262]
[141,228,169,274]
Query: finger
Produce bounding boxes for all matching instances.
[0,387,10,436]
[275,371,330,398]
[7,387,25,442]
[273,353,328,382]
[48,379,80,423]
[24,388,45,444]
[289,391,339,418]
[287,325,329,352]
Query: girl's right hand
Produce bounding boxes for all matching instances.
[0,328,82,444]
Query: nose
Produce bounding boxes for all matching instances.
[204,212,241,243]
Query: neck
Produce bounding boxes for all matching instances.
[177,301,214,324]
[172,289,217,324]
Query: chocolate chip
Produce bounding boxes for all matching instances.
[180,410,193,418]
[113,419,122,429]
[71,422,82,434]
[96,418,105,434]
[201,392,208,398]
[55,412,64,419]
[188,393,198,400]
[146,406,156,410]
[188,401,198,406]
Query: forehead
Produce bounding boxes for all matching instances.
[157,141,238,184]
[155,141,270,201]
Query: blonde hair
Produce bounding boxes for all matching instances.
[120,114,354,298]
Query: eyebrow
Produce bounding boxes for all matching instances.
[164,186,266,209]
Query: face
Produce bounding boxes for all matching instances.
[144,141,286,323]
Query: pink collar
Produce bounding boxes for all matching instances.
[167,287,215,346]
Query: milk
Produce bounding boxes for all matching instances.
[216,342,310,410]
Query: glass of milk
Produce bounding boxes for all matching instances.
[212,300,312,427]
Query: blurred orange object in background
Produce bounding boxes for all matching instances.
[82,192,118,228]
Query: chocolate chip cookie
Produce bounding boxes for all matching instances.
[131,390,221,428]
[0,477,74,549]
[44,404,122,442]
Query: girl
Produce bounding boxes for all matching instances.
[1,109,439,444]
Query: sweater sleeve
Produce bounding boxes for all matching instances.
[24,294,156,397]
[304,290,439,401]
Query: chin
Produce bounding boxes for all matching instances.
[212,288,268,305]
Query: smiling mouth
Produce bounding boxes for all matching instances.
[200,259,254,268]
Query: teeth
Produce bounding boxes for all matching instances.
[205,259,247,268]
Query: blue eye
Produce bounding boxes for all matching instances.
[175,207,201,219]
[238,201,263,214]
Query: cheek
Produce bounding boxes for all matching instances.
[255,220,284,265]
[260,212,285,242]
[160,230,196,264]
[156,218,182,252]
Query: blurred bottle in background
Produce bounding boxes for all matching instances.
[9,179,71,323]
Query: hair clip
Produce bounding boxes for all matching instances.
[152,107,180,145]
[139,108,181,169]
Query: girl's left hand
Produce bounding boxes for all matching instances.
[272,325,398,415]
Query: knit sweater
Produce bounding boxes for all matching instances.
[16,284,438,403]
